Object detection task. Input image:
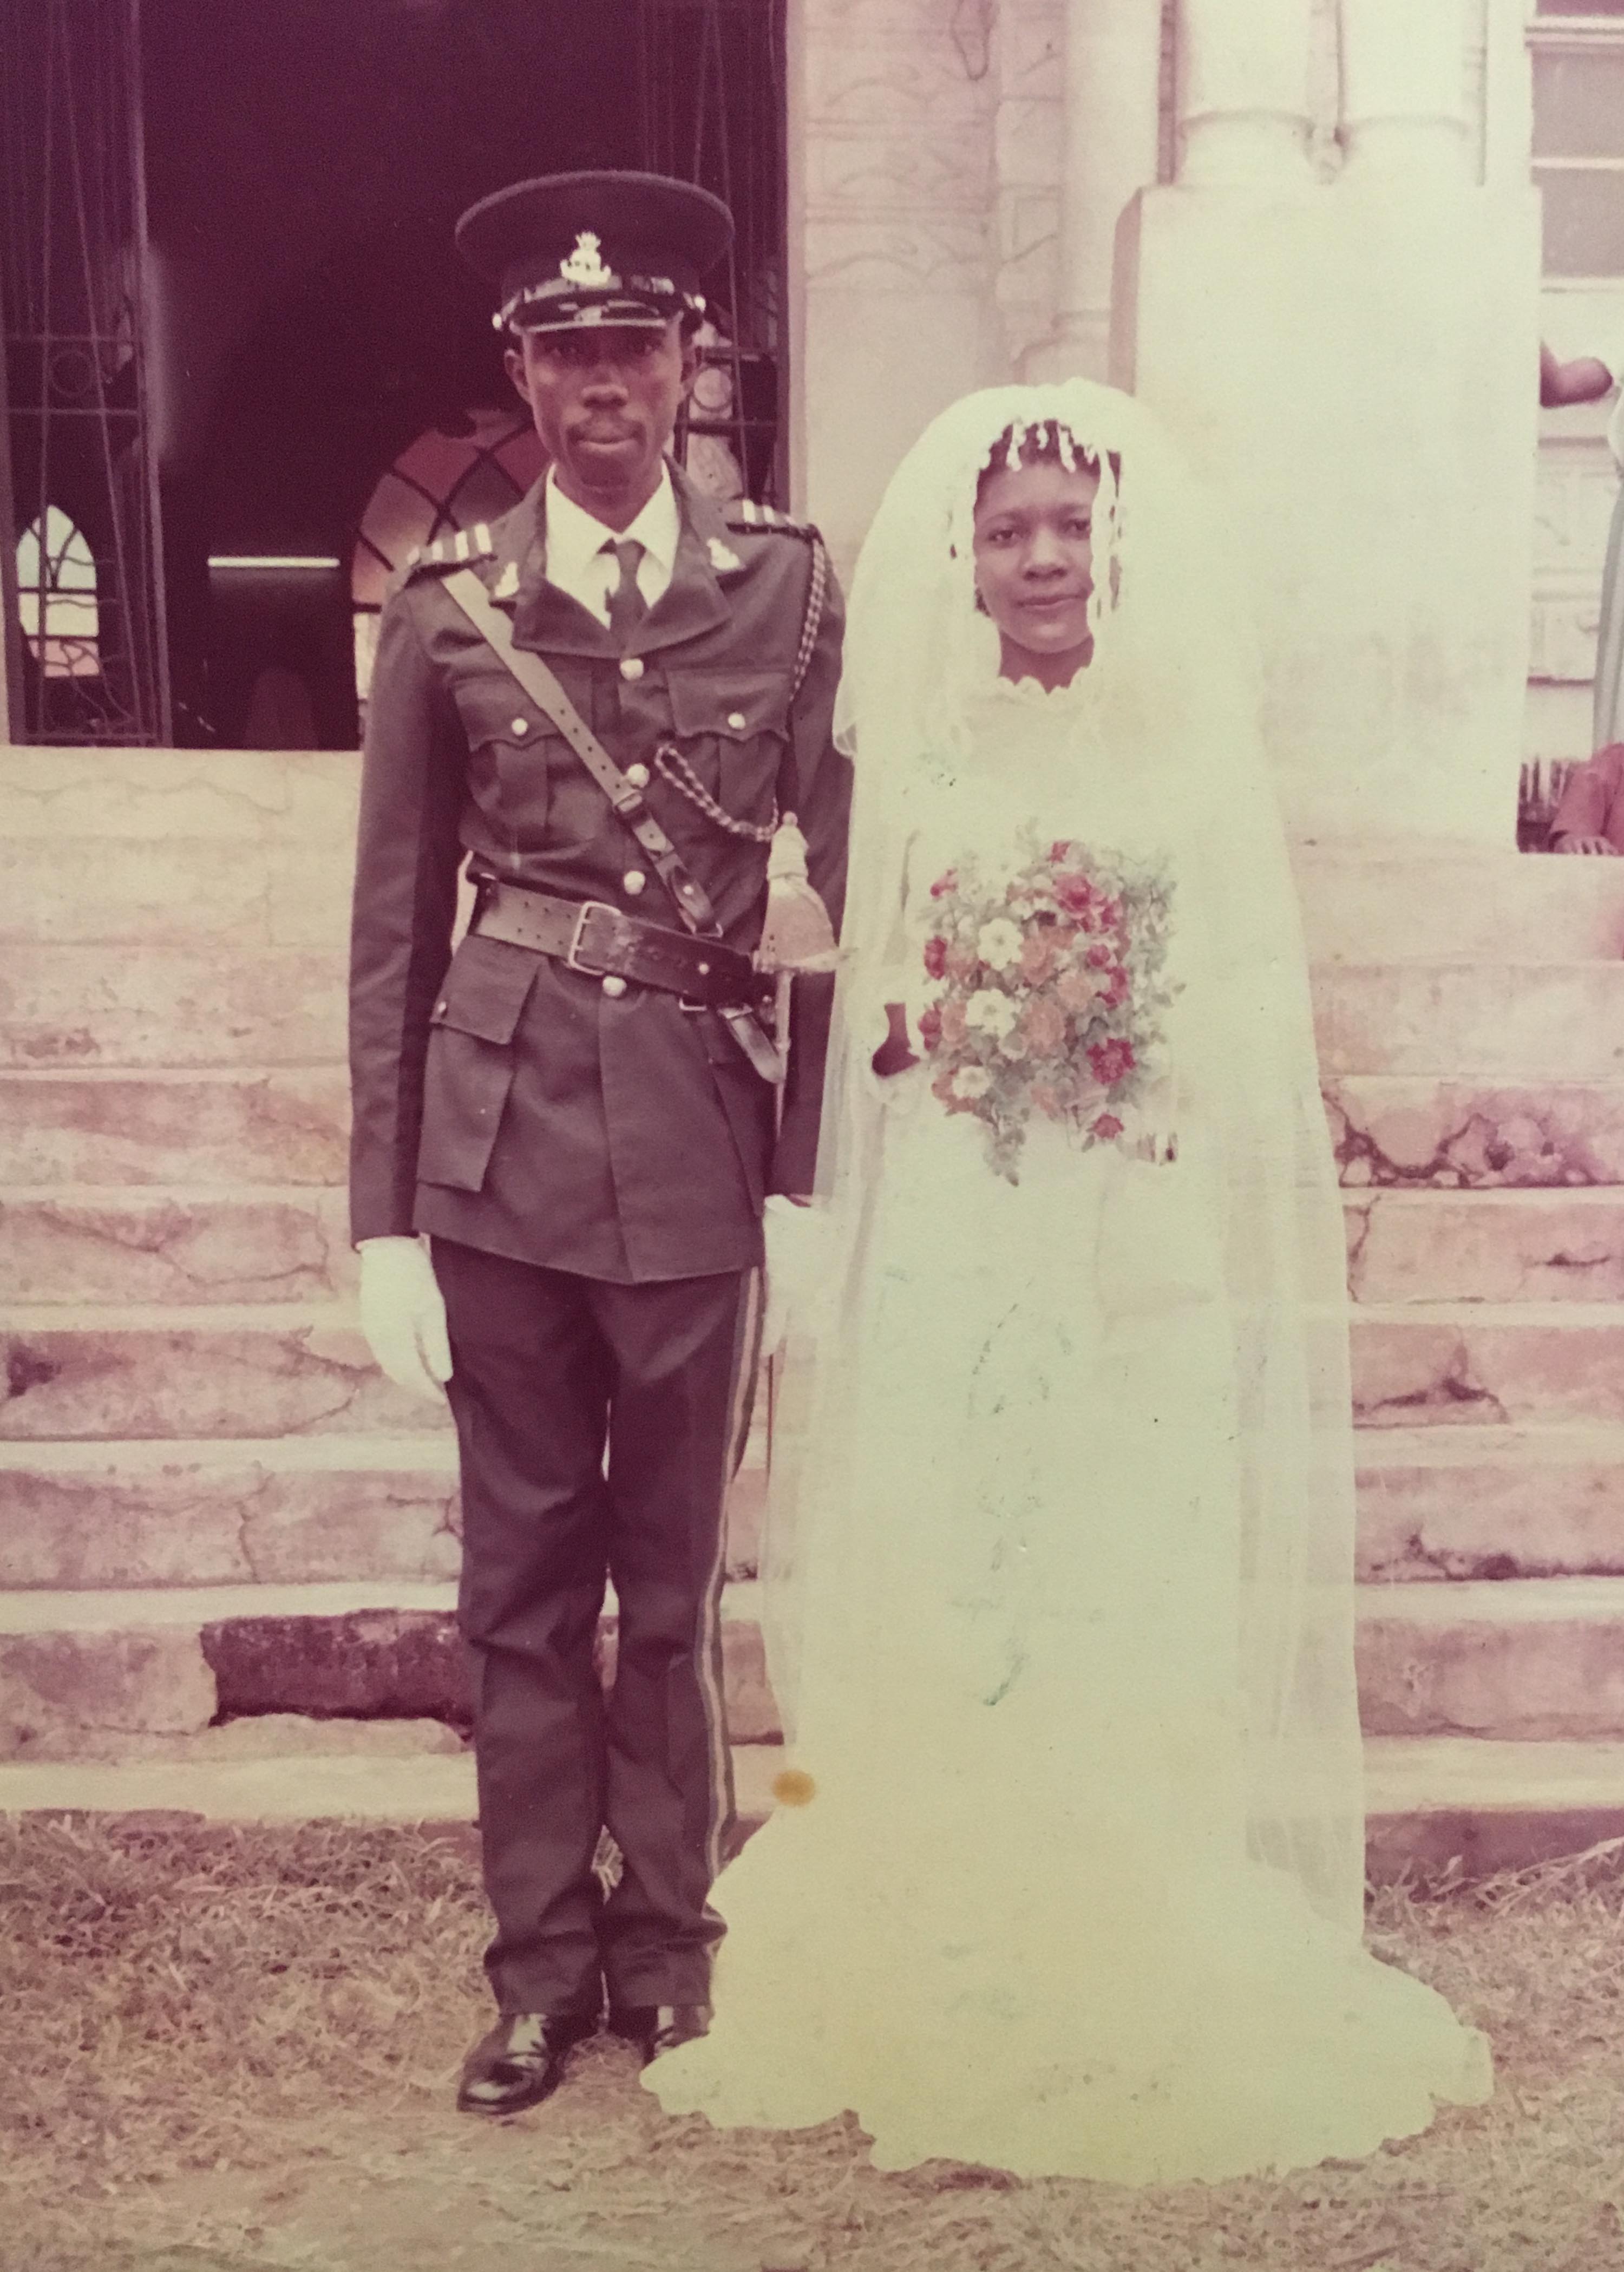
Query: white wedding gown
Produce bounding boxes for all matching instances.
[647,678,1491,2183]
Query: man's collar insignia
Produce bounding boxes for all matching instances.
[493,560,520,600]
[707,535,744,574]
[559,231,615,289]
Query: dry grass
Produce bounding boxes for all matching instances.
[3,1817,1624,2272]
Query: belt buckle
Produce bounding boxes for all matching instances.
[564,900,621,978]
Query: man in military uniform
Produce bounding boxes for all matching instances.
[348,172,849,2116]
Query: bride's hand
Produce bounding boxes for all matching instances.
[871,1002,920,1079]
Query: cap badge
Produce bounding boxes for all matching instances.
[559,231,615,290]
[708,536,743,574]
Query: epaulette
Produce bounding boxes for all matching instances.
[724,499,821,541]
[405,522,499,575]
[385,522,501,603]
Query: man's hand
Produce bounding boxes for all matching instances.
[358,1236,453,1401]
[1553,834,1620,856]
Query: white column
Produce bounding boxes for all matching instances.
[1021,0,1163,383]
[1338,0,1472,181]
[1176,0,1315,185]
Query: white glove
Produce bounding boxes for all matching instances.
[357,1236,453,1402]
[761,1196,834,1356]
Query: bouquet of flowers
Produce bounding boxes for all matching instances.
[917,830,1178,1183]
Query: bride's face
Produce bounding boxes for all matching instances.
[971,457,1100,690]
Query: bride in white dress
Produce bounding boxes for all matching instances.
[646,381,1491,2183]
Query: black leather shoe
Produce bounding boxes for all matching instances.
[456,2009,598,2116]
[607,2001,711,2065]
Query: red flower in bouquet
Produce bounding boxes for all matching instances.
[929,868,959,900]
[1050,840,1073,864]
[1088,1037,1136,1087]
[1091,1112,1125,1140]
[1085,941,1115,970]
[1053,870,1096,919]
[923,935,949,980]
[918,1002,942,1050]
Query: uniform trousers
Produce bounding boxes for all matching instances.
[432,1238,761,2016]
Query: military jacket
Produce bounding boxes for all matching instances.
[348,464,850,1283]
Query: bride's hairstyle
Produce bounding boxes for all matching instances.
[973,417,1119,506]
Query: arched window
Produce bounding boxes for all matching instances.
[16,506,99,679]
[351,410,546,704]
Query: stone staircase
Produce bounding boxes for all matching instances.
[4,753,1624,1876]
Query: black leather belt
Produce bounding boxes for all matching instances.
[472,880,774,1012]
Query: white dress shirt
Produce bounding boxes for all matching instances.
[542,463,680,624]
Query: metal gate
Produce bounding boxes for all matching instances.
[639,0,787,505]
[0,0,171,743]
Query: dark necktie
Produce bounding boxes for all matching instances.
[605,538,647,643]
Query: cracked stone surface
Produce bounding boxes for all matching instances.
[1358,1610,1624,1742]
[0,1457,463,1587]
[1345,1191,1624,1304]
[0,1069,349,1186]
[1351,1314,1624,1428]
[1326,1078,1624,1188]
[0,1627,215,1759]
[1313,964,1624,1082]
[0,945,344,1068]
[0,837,352,951]
[201,1608,778,1736]
[0,1190,352,1304]
[1357,1444,1624,1580]
[0,748,359,841]
[0,1323,448,1439]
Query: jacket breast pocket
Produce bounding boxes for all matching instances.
[453,674,551,842]
[665,669,790,833]
[416,937,538,1193]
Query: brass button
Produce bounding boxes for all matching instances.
[726,710,746,730]
[601,975,627,999]
[511,717,529,736]
[625,762,651,788]
[623,870,647,896]
[619,656,645,682]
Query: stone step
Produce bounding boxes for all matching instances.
[0,1186,354,1305]
[0,945,343,1070]
[1364,1736,1624,1878]
[1314,963,1624,1082]
[14,1297,1624,1441]
[6,1573,1621,1765]
[1327,1076,1624,1189]
[0,1724,1612,1884]
[0,1433,764,1590]
[1345,1186,1624,1304]
[0,1067,349,1186]
[0,1732,783,1830]
[1357,1576,1624,1743]
[0,1304,440,1439]
[1291,841,1624,965]
[0,1425,1608,1594]
[1355,1426,1624,1581]
[0,1578,775,1760]
[1350,1301,1624,1428]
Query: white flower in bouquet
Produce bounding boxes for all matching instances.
[966,988,1018,1038]
[952,1065,993,1101]
[976,917,1024,972]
